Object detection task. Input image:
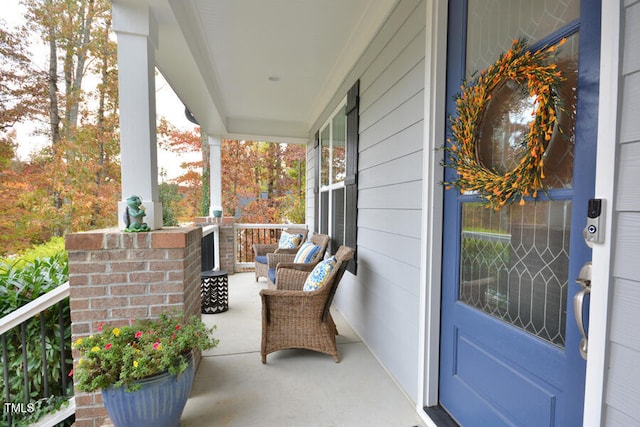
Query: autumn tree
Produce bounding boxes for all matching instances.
[0,0,121,254]
[0,18,50,253]
[157,118,205,223]
[220,139,306,224]
[0,131,50,254]
[21,0,120,235]
[221,139,260,218]
[0,19,45,132]
[280,143,306,223]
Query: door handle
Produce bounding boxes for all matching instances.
[574,262,592,360]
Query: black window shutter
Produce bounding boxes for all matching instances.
[345,80,359,274]
[313,130,320,233]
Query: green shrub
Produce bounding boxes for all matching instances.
[0,244,72,427]
[0,252,68,316]
[0,237,66,272]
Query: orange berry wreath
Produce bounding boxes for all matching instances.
[444,38,566,210]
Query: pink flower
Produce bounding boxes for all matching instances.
[135,331,143,339]
[105,343,112,350]
[153,341,162,351]
[68,369,74,377]
[97,322,104,332]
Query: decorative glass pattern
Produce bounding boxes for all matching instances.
[460,201,571,346]
[466,0,579,74]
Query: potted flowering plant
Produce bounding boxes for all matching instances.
[72,311,218,427]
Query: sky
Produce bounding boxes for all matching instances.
[1,0,199,180]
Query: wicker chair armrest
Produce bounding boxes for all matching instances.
[260,288,307,299]
[260,286,330,310]
[267,253,296,268]
[253,243,278,257]
[273,247,299,255]
[277,263,316,273]
[276,262,317,272]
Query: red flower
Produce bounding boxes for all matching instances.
[175,325,181,331]
[105,343,113,350]
[68,369,74,377]
[135,331,143,339]
[97,322,105,332]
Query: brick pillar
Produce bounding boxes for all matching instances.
[65,226,202,427]
[218,218,235,273]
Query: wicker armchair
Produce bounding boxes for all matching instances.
[253,227,308,282]
[266,233,331,288]
[259,245,355,363]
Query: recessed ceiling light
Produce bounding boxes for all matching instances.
[268,76,280,82]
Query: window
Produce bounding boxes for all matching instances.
[314,80,359,274]
[319,102,347,254]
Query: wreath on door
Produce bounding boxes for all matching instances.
[443,38,566,210]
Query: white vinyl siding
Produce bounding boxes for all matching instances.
[308,0,426,401]
[604,0,640,424]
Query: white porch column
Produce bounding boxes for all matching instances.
[209,135,223,216]
[112,2,162,230]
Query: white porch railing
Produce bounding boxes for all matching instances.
[233,223,307,270]
[0,282,74,427]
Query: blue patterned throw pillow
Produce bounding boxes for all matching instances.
[293,242,321,264]
[303,257,337,292]
[278,231,304,249]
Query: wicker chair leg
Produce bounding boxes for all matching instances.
[255,261,268,282]
[261,354,267,364]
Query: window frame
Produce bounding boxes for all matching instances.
[318,99,347,253]
[314,80,359,274]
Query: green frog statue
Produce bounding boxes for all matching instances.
[123,195,150,232]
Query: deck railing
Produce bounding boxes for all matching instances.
[0,282,74,427]
[233,224,307,270]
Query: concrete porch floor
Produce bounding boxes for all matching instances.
[181,272,426,427]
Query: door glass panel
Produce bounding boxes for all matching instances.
[466,0,579,74]
[460,201,571,347]
[540,35,579,189]
[459,7,580,347]
[473,33,579,189]
[476,80,536,174]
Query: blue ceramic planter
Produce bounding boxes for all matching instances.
[101,354,195,427]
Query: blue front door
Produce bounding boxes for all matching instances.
[439,0,601,425]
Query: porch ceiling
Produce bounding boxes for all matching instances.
[130,0,397,143]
